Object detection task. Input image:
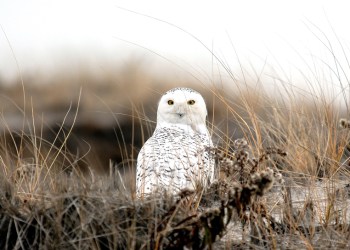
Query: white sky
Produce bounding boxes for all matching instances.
[1,0,350,95]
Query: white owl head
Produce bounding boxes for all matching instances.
[156,88,208,132]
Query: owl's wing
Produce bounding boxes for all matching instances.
[136,137,159,195]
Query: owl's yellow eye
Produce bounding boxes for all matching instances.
[187,100,195,105]
[167,100,174,105]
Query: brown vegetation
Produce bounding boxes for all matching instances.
[1,60,350,249]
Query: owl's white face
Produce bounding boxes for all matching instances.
[156,88,208,132]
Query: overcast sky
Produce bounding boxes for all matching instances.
[1,0,349,93]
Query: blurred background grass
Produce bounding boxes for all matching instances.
[0,60,226,175]
[1,56,348,178]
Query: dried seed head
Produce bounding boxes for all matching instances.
[233,138,248,149]
[340,118,350,129]
[248,168,275,195]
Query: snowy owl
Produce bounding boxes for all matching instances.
[136,87,215,196]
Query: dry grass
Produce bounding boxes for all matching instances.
[1,36,350,248]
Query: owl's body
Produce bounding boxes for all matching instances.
[136,88,214,196]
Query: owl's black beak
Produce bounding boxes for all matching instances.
[177,113,185,118]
